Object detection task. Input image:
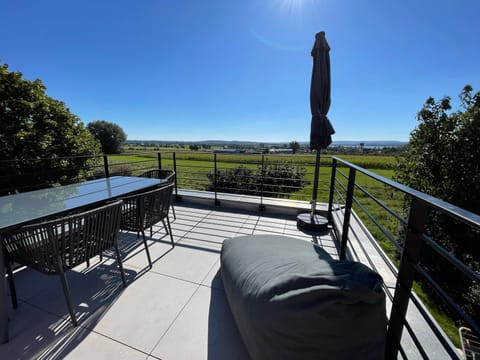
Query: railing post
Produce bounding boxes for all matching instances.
[172,152,180,201]
[339,167,356,260]
[157,152,162,170]
[103,155,110,178]
[214,154,220,206]
[327,157,337,222]
[385,198,429,359]
[259,154,266,211]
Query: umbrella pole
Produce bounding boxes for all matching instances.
[311,150,321,217]
[296,149,329,232]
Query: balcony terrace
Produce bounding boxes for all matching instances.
[0,153,478,359]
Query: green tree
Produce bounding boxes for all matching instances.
[289,140,301,154]
[87,120,127,154]
[395,85,480,323]
[0,64,100,194]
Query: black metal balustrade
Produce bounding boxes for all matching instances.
[328,156,480,359]
[0,152,327,209]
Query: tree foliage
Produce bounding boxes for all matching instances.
[0,64,100,194]
[395,85,480,323]
[289,140,301,154]
[87,120,127,154]
[206,163,307,198]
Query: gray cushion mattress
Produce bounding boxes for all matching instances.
[220,234,387,360]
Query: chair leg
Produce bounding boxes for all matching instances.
[56,263,78,327]
[141,231,153,269]
[171,204,176,220]
[6,261,18,309]
[162,219,168,234]
[113,243,127,288]
[166,217,175,248]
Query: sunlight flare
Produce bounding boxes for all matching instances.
[276,0,317,16]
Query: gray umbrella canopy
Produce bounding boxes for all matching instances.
[310,31,335,150]
[297,31,335,232]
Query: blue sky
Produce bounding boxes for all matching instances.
[1,0,479,142]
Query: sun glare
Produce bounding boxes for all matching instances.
[249,0,322,51]
[276,0,316,16]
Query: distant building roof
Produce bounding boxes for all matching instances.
[268,148,293,154]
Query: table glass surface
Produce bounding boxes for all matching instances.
[0,176,165,230]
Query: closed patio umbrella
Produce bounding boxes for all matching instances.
[297,31,335,231]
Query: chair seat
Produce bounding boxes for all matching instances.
[3,200,126,327]
[119,183,176,269]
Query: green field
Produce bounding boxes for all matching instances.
[108,151,396,200]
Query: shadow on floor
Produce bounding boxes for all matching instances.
[2,259,139,359]
[207,269,250,360]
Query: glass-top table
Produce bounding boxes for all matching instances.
[0,176,167,343]
[0,176,166,231]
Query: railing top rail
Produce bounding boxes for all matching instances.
[332,156,480,229]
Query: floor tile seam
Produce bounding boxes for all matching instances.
[142,269,206,288]
[180,228,236,238]
[172,237,223,255]
[13,298,152,360]
[180,232,226,242]
[183,224,238,234]
[147,282,204,356]
[177,237,225,248]
[198,258,221,288]
[196,217,246,226]
[251,215,262,235]
[178,209,214,241]
[235,214,258,237]
[198,282,224,293]
[86,328,154,360]
[19,298,72,323]
[235,211,260,236]
[14,285,55,304]
[282,218,288,234]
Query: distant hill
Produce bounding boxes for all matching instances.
[125,139,407,147]
[331,140,407,147]
[125,140,287,146]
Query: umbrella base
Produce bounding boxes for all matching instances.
[296,213,329,232]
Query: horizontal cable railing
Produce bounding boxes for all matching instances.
[328,156,480,359]
[0,151,330,210]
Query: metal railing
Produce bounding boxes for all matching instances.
[0,151,329,210]
[328,156,480,359]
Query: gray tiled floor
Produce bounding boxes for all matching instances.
[0,203,337,360]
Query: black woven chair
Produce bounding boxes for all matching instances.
[139,169,176,219]
[119,183,175,268]
[3,200,126,327]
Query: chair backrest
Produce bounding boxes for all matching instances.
[120,183,174,232]
[139,169,175,183]
[3,200,123,274]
